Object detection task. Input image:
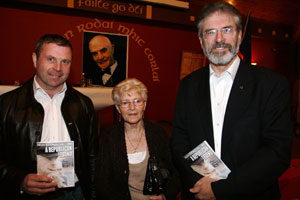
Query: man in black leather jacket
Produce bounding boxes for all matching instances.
[0,34,98,199]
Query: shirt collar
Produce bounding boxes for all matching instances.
[209,56,240,80]
[110,61,118,74]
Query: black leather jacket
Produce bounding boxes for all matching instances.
[0,78,98,199]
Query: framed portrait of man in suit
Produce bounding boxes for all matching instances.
[82,31,128,87]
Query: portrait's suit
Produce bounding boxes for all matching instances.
[171,59,293,200]
[86,62,126,87]
[102,63,126,87]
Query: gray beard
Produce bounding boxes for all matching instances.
[202,40,240,66]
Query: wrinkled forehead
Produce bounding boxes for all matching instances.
[89,36,112,51]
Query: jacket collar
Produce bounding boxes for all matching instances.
[16,76,78,109]
[16,77,39,109]
[221,60,255,151]
[195,59,253,151]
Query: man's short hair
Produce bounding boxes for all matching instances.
[35,34,73,59]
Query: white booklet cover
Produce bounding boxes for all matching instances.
[36,141,75,188]
[184,140,231,180]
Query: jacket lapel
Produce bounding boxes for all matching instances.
[196,67,215,149]
[221,62,254,152]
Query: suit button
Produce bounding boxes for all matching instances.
[124,170,127,174]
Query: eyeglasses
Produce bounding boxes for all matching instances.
[119,99,144,108]
[204,27,235,38]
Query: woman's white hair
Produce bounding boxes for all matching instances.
[112,78,148,105]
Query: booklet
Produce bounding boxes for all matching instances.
[36,141,75,188]
[184,140,231,180]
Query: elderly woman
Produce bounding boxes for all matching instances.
[96,78,180,200]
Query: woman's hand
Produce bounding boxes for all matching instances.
[149,194,166,200]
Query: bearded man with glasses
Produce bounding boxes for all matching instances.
[171,1,293,200]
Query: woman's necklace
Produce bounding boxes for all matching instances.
[126,131,144,153]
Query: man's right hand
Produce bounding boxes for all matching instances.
[21,174,57,196]
[190,176,217,200]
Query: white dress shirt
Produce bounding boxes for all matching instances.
[33,76,70,142]
[210,57,240,158]
[34,77,79,182]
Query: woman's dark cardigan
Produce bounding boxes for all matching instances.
[96,119,181,200]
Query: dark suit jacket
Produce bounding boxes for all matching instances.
[103,62,126,87]
[171,60,293,200]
